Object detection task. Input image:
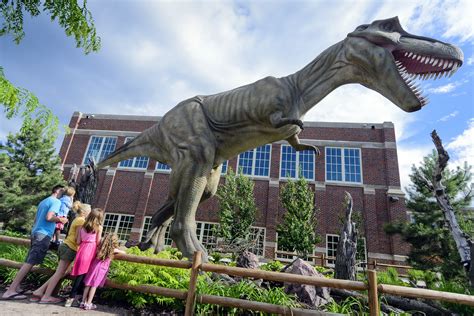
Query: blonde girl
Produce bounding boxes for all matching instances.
[81,233,124,310]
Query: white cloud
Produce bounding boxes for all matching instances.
[447,118,474,168]
[397,144,433,191]
[427,83,456,94]
[468,55,474,66]
[438,110,459,122]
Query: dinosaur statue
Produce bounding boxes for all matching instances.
[97,17,463,262]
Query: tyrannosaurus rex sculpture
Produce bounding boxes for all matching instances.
[97,17,463,261]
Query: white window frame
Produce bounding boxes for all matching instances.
[326,234,339,267]
[196,221,218,250]
[221,160,229,175]
[279,144,315,181]
[248,226,266,257]
[83,135,118,165]
[356,237,368,267]
[118,137,149,170]
[155,162,172,173]
[102,213,135,242]
[325,147,363,184]
[140,216,172,245]
[236,144,272,178]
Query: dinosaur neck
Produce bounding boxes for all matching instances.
[288,40,349,115]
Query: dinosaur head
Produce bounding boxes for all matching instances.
[344,16,463,112]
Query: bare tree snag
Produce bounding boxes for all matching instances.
[335,192,358,280]
[431,130,472,285]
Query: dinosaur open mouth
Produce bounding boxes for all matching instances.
[392,50,462,107]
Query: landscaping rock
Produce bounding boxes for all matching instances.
[284,258,331,307]
[236,251,259,269]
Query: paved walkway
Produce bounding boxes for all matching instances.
[0,292,130,316]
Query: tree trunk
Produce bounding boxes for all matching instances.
[335,192,358,280]
[431,130,472,285]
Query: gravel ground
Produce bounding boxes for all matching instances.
[0,291,131,316]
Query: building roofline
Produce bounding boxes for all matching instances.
[72,111,394,129]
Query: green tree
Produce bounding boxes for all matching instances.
[277,176,321,258]
[0,117,65,232]
[1,0,100,126]
[1,0,100,53]
[385,151,473,280]
[215,168,258,256]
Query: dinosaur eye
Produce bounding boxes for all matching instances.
[355,24,369,31]
[382,22,393,31]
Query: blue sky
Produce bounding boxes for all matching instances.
[0,0,473,190]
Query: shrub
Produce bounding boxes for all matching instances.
[0,242,58,286]
[259,260,284,272]
[407,269,438,288]
[376,267,406,286]
[102,247,299,314]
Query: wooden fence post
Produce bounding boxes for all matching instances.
[367,270,379,316]
[373,260,377,270]
[321,253,326,268]
[185,251,202,316]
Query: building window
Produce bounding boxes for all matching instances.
[103,213,134,242]
[119,137,149,169]
[196,221,218,250]
[326,234,339,267]
[156,162,171,172]
[280,145,315,180]
[325,147,362,183]
[249,227,266,257]
[221,160,228,175]
[356,237,367,267]
[141,216,172,246]
[83,136,117,164]
[237,144,271,177]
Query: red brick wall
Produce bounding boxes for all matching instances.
[60,114,409,261]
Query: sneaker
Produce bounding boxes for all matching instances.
[84,303,97,310]
[79,302,85,309]
[64,298,74,307]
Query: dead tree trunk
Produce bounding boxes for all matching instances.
[430,130,473,285]
[335,192,358,280]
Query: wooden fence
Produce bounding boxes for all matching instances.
[1,235,474,316]
[275,250,414,273]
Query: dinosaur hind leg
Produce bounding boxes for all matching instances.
[169,160,215,261]
[138,198,174,251]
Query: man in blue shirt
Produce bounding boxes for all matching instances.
[2,185,68,300]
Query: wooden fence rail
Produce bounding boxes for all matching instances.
[1,235,474,316]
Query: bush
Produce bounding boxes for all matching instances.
[407,269,438,288]
[0,242,58,286]
[431,277,474,315]
[259,260,284,272]
[102,247,299,314]
[376,267,406,286]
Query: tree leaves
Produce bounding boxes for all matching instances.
[277,176,320,257]
[1,0,100,54]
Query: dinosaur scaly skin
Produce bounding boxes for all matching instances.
[98,17,463,262]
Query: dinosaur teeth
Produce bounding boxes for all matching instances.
[443,60,449,69]
[428,57,434,64]
[412,54,418,60]
[420,56,426,63]
[433,59,439,67]
[448,61,453,69]
[408,52,414,58]
[404,52,409,57]
[417,55,422,61]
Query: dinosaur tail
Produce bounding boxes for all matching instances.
[97,132,153,169]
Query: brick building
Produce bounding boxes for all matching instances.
[59,112,409,264]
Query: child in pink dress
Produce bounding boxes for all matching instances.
[67,208,103,307]
[81,233,124,310]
